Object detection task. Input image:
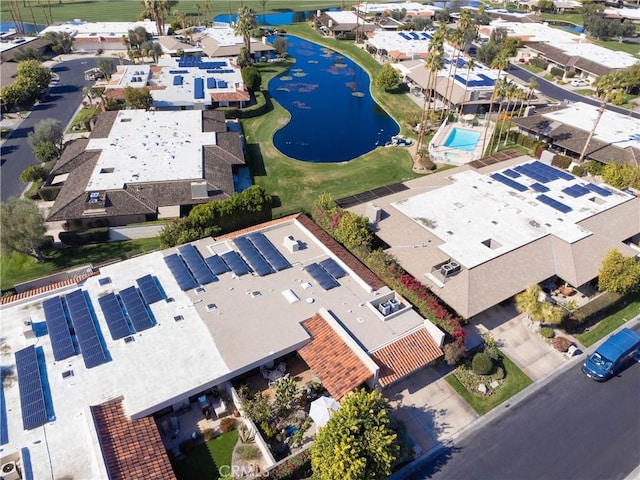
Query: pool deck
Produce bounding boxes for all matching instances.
[428,118,495,166]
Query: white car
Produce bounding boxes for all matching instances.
[570,79,590,87]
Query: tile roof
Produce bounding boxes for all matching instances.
[298,314,372,400]
[369,328,443,388]
[0,272,98,305]
[91,399,176,480]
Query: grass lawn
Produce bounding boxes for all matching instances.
[518,63,544,75]
[445,353,533,416]
[171,429,239,480]
[67,107,97,133]
[0,237,162,290]
[575,293,640,347]
[1,128,11,139]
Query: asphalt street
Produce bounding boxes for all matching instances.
[412,324,640,480]
[1,57,98,202]
[509,64,640,120]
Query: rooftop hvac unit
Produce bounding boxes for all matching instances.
[440,262,461,278]
[389,298,400,312]
[1,461,21,480]
[378,302,391,316]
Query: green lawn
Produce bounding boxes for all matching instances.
[575,294,640,347]
[0,237,162,290]
[445,353,533,416]
[67,107,98,133]
[171,429,239,480]
[1,128,11,139]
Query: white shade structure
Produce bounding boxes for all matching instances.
[309,396,340,428]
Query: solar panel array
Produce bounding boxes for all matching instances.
[304,263,339,290]
[164,254,198,291]
[319,258,347,279]
[514,161,573,184]
[536,194,573,214]
[490,173,528,192]
[584,183,612,197]
[398,31,431,41]
[530,182,550,193]
[234,236,274,277]
[136,274,165,304]
[119,287,154,332]
[221,250,251,276]
[42,296,76,361]
[562,184,591,198]
[98,293,132,340]
[179,244,217,285]
[65,290,108,369]
[502,169,521,179]
[245,233,289,271]
[205,254,230,275]
[15,346,48,430]
[454,72,494,88]
[194,77,205,99]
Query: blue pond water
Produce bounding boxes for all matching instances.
[0,22,45,34]
[269,36,399,163]
[215,11,324,26]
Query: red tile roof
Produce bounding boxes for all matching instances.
[0,272,98,305]
[298,314,372,400]
[369,328,443,388]
[211,90,250,102]
[91,399,176,480]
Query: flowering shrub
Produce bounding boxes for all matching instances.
[552,336,572,352]
[261,449,311,480]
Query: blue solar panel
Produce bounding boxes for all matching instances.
[136,275,164,304]
[164,254,198,291]
[221,250,251,276]
[530,182,550,193]
[178,244,217,285]
[319,258,347,279]
[490,173,528,192]
[502,169,521,178]
[584,183,612,197]
[536,194,573,214]
[410,31,420,40]
[399,32,412,40]
[98,293,132,340]
[247,232,291,271]
[65,290,108,369]
[204,254,230,275]
[15,346,48,430]
[305,263,339,290]
[421,32,431,40]
[217,80,228,88]
[207,77,216,89]
[194,77,204,99]
[234,236,274,277]
[42,296,76,361]
[173,75,183,86]
[119,286,154,333]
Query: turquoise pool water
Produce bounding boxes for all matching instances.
[444,128,481,151]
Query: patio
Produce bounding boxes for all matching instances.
[241,355,320,401]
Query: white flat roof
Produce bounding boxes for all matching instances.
[327,11,361,23]
[356,2,442,14]
[543,102,640,150]
[392,162,633,269]
[85,110,213,191]
[39,20,159,37]
[0,36,40,53]
[200,25,245,46]
[109,65,151,88]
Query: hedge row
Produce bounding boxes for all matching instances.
[59,227,109,246]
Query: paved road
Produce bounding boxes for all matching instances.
[509,64,640,119]
[411,325,640,480]
[1,57,98,202]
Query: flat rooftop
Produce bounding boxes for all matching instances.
[391,158,632,269]
[357,1,442,14]
[85,110,214,191]
[542,102,640,150]
[39,20,159,37]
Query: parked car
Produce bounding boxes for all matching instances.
[570,79,590,87]
[582,328,640,381]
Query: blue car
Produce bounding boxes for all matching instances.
[582,328,640,381]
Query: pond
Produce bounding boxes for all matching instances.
[0,22,45,34]
[215,11,325,26]
[268,35,399,163]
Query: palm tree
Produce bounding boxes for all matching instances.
[480,49,510,156]
[489,77,510,153]
[122,35,130,52]
[526,76,538,107]
[234,5,257,57]
[459,58,475,115]
[141,0,176,36]
[416,30,445,152]
[444,28,465,115]
[503,87,525,146]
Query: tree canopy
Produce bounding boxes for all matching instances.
[234,6,257,55]
[123,87,154,110]
[374,63,401,91]
[241,66,262,92]
[598,248,640,295]
[311,389,399,480]
[28,118,63,153]
[515,284,564,324]
[1,60,51,110]
[97,57,115,80]
[0,197,48,262]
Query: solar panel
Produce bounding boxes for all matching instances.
[247,232,291,271]
[490,173,528,192]
[536,194,573,214]
[221,250,251,276]
[42,296,76,361]
[234,236,274,276]
[304,263,339,290]
[119,287,154,332]
[319,258,347,279]
[98,293,132,340]
[562,186,589,198]
[502,169,521,178]
[178,244,217,285]
[530,182,550,192]
[136,275,165,304]
[15,346,48,430]
[584,183,612,197]
[164,253,198,291]
[204,254,230,275]
[65,290,108,369]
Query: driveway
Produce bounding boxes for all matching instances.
[1,56,100,202]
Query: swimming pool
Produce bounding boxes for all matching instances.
[444,128,481,152]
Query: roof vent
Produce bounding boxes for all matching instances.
[124,336,135,343]
[174,315,185,321]
[191,181,209,199]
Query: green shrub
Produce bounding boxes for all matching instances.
[472,352,493,375]
[236,444,261,461]
[219,417,236,433]
[572,165,585,177]
[59,227,109,246]
[549,66,564,78]
[529,57,548,70]
[203,428,217,441]
[493,366,505,380]
[565,70,576,79]
[552,154,572,170]
[539,326,555,338]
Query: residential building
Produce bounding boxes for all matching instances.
[0,214,443,479]
[316,11,377,38]
[355,2,441,19]
[0,35,51,63]
[45,109,248,226]
[345,154,640,319]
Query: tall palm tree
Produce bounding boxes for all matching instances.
[444,28,465,115]
[503,87,526,146]
[489,77,510,153]
[416,29,445,152]
[459,58,475,115]
[480,50,510,156]
[234,5,258,56]
[526,76,538,107]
